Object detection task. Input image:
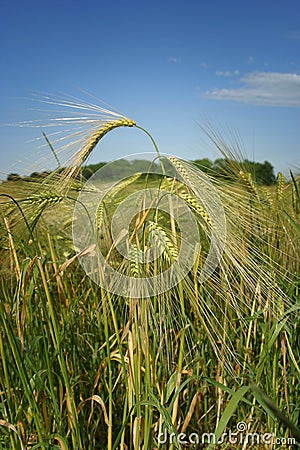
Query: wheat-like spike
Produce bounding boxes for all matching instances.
[180,193,211,226]
[23,193,65,229]
[238,170,259,198]
[276,172,285,201]
[261,187,274,207]
[95,202,104,230]
[148,221,178,264]
[61,118,136,183]
[26,191,65,206]
[168,156,213,199]
[168,156,192,185]
[129,244,143,277]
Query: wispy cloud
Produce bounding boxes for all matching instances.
[247,56,254,65]
[216,70,240,77]
[168,56,180,63]
[205,72,300,106]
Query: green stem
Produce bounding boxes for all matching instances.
[37,258,82,449]
[135,126,161,158]
[135,125,167,177]
[101,289,113,450]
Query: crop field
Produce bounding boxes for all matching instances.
[0,103,299,450]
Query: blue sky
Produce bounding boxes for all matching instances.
[0,0,300,178]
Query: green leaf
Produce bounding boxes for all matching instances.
[251,384,300,444]
[207,385,251,449]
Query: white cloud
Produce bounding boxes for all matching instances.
[205,72,300,106]
[168,57,180,63]
[216,70,231,77]
[216,70,240,77]
[248,56,254,65]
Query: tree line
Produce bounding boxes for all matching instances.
[6,157,276,186]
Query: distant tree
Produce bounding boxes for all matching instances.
[255,161,275,185]
[192,158,275,185]
[212,158,233,179]
[193,158,213,174]
[130,159,159,173]
[82,162,106,179]
[7,173,21,181]
[82,160,131,181]
[55,156,276,186]
[110,159,132,179]
[244,160,275,185]
[30,171,40,179]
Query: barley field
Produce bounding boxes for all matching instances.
[0,100,299,449]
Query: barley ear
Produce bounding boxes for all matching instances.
[238,170,259,198]
[61,118,136,185]
[180,193,211,226]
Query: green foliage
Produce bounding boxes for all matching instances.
[7,158,277,186]
[81,162,107,179]
[6,173,21,181]
[245,159,276,185]
[192,158,276,185]
[193,158,214,174]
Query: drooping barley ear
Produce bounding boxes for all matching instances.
[168,156,212,198]
[168,156,192,185]
[238,170,259,198]
[180,193,211,226]
[276,172,285,201]
[61,118,136,185]
[24,191,65,229]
